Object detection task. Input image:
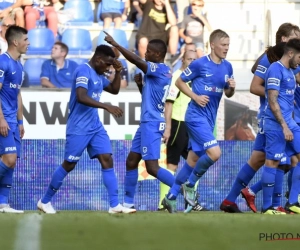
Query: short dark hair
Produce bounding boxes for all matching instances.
[94,45,116,58]
[148,39,167,59]
[55,41,69,55]
[5,25,27,45]
[284,38,300,54]
[266,42,286,63]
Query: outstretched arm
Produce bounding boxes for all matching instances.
[104,31,148,74]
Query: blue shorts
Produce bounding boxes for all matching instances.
[64,128,112,162]
[0,123,21,157]
[185,120,218,154]
[131,121,165,160]
[252,132,266,152]
[279,153,291,165]
[265,123,300,160]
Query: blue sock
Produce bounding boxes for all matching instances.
[272,169,284,208]
[288,163,300,204]
[102,168,119,208]
[124,169,138,204]
[157,167,174,187]
[226,163,256,202]
[0,168,14,204]
[250,180,262,194]
[41,165,68,204]
[288,167,294,192]
[261,166,276,210]
[186,154,214,188]
[0,161,10,182]
[167,162,194,200]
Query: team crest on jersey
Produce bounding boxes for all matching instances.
[150,62,157,72]
[76,76,88,85]
[257,65,267,74]
[183,67,192,76]
[143,147,147,153]
[0,70,4,77]
[267,78,280,86]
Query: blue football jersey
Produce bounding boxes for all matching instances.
[180,55,233,128]
[294,85,300,124]
[66,63,110,135]
[141,62,172,122]
[0,53,23,124]
[254,53,270,121]
[264,61,296,128]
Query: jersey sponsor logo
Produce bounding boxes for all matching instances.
[76,76,88,85]
[150,62,157,72]
[183,67,192,76]
[92,92,101,99]
[286,89,294,95]
[267,78,280,86]
[256,65,267,74]
[5,147,17,152]
[0,70,4,77]
[10,82,20,89]
[204,85,223,93]
[204,139,217,148]
[68,155,80,161]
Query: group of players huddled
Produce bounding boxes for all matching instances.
[0,23,300,214]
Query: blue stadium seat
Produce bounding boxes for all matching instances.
[63,0,93,26]
[69,58,89,65]
[26,28,55,55]
[23,58,47,86]
[97,29,129,49]
[61,29,92,55]
[96,2,128,26]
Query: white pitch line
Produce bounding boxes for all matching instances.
[14,214,43,250]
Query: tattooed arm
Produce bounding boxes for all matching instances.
[268,89,293,141]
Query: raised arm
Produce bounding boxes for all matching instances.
[104,31,148,73]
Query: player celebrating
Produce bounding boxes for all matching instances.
[162,29,236,213]
[38,45,136,214]
[0,26,28,213]
[104,32,175,209]
[261,38,300,214]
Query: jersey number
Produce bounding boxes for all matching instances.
[161,85,170,103]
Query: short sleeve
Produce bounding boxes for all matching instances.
[266,64,282,91]
[180,60,200,83]
[75,67,90,89]
[40,60,50,79]
[0,57,8,84]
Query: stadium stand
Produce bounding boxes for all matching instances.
[63,0,94,26]
[23,58,47,87]
[61,28,93,55]
[97,28,129,49]
[26,28,55,55]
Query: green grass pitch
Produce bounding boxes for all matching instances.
[1,211,300,250]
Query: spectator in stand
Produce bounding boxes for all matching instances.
[0,15,15,54]
[175,0,189,24]
[23,0,58,37]
[0,0,24,27]
[40,41,78,88]
[132,0,143,27]
[100,0,130,29]
[134,0,178,61]
[179,0,212,58]
[106,47,128,88]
